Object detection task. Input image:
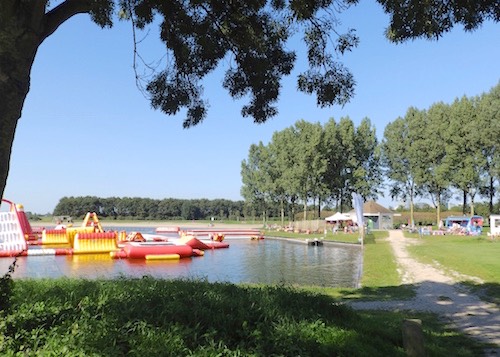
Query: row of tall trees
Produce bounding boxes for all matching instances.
[241,117,381,224]
[241,83,499,226]
[382,83,500,225]
[53,196,248,221]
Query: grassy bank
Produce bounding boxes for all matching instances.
[0,278,485,356]
[263,230,401,289]
[315,230,415,302]
[405,234,500,304]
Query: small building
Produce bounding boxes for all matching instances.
[53,215,73,224]
[349,201,394,230]
[489,215,500,236]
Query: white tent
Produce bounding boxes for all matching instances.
[325,212,354,222]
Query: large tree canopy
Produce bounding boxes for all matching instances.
[241,117,380,220]
[1,0,498,201]
[381,83,500,221]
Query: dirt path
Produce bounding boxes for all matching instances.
[349,230,500,355]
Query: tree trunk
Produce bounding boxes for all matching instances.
[469,192,476,216]
[488,176,494,215]
[410,194,415,228]
[280,198,285,226]
[436,194,441,225]
[0,4,44,200]
[409,182,415,227]
[462,190,467,214]
[0,77,29,201]
[1,1,96,200]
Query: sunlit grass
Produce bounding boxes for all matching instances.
[404,234,500,304]
[407,235,500,283]
[362,232,403,287]
[0,278,485,356]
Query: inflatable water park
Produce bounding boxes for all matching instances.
[0,199,264,261]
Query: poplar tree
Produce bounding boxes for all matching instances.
[353,118,382,200]
[477,82,500,214]
[447,96,484,215]
[323,118,344,210]
[381,110,422,227]
[413,103,452,224]
[240,142,273,224]
[269,128,301,224]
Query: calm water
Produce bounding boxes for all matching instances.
[1,227,363,288]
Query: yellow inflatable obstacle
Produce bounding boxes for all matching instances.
[66,226,95,246]
[41,229,70,245]
[81,212,104,232]
[73,232,118,254]
[42,211,104,245]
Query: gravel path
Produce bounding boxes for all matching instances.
[348,230,500,355]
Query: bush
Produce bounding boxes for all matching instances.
[0,258,17,313]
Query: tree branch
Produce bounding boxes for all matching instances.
[41,0,93,42]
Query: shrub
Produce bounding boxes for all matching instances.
[0,258,17,313]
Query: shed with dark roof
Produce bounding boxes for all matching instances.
[349,200,394,229]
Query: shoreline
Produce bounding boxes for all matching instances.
[30,220,264,230]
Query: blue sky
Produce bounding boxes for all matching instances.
[4,2,500,214]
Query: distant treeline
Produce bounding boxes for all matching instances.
[53,196,250,221]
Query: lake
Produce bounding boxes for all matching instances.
[0,226,363,288]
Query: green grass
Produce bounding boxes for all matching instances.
[266,230,415,301]
[407,235,500,282]
[406,234,500,304]
[325,231,415,302]
[361,231,401,288]
[0,278,485,356]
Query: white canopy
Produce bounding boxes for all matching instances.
[325,212,353,222]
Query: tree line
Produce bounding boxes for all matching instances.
[53,196,248,222]
[241,117,382,224]
[383,82,499,225]
[241,83,500,225]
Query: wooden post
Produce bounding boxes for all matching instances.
[402,319,426,357]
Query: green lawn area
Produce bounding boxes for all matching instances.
[405,234,500,304]
[0,277,486,356]
[361,232,405,287]
[321,230,415,302]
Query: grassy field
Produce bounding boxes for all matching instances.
[404,234,500,304]
[0,277,485,356]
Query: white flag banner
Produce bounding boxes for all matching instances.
[352,193,364,226]
[352,193,365,242]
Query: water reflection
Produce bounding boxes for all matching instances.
[0,229,362,288]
